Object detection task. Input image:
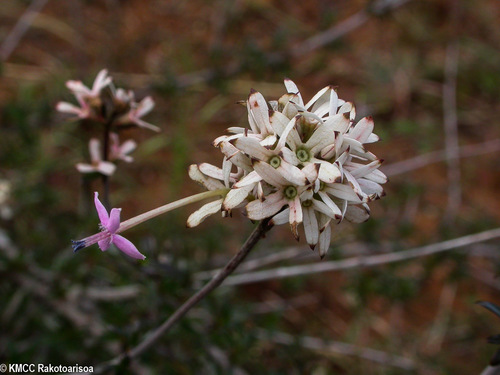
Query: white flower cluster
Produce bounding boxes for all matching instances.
[188,80,386,257]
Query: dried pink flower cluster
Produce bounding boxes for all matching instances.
[189,80,387,257]
[57,69,158,176]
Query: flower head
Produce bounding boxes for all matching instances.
[73,193,145,260]
[109,133,136,163]
[114,91,160,132]
[56,69,111,120]
[189,79,387,258]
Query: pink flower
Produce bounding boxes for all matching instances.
[76,139,116,176]
[115,96,160,132]
[56,69,112,120]
[92,192,146,260]
[109,133,136,163]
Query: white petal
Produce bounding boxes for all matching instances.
[357,178,384,196]
[323,112,350,134]
[280,147,300,165]
[188,164,225,191]
[318,221,331,259]
[304,86,330,111]
[312,199,340,220]
[260,135,277,147]
[269,111,292,136]
[366,133,380,143]
[288,197,303,240]
[245,191,286,220]
[344,204,370,223]
[317,161,342,184]
[247,89,272,134]
[252,160,290,188]
[301,163,320,183]
[318,191,342,218]
[364,169,388,184]
[305,125,337,156]
[303,207,319,249]
[329,89,339,116]
[234,171,262,188]
[270,208,290,226]
[346,160,383,179]
[234,137,273,160]
[223,184,254,210]
[348,116,374,143]
[324,184,361,203]
[187,199,223,227]
[284,79,304,106]
[219,142,253,172]
[276,161,307,186]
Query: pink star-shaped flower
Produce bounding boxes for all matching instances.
[93,192,146,260]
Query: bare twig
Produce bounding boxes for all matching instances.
[194,245,307,282]
[443,39,461,220]
[87,219,273,375]
[257,329,414,370]
[0,0,50,61]
[382,138,500,177]
[223,228,500,286]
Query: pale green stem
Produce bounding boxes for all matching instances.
[75,188,229,250]
[118,189,229,233]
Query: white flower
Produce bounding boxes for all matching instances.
[189,79,386,258]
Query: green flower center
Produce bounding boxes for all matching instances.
[284,186,298,200]
[269,155,281,169]
[302,199,312,207]
[296,148,310,163]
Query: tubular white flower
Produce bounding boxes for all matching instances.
[189,79,386,257]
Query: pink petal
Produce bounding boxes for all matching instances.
[98,237,112,251]
[56,102,83,115]
[94,192,109,227]
[113,235,146,260]
[96,161,116,176]
[135,96,155,118]
[108,208,121,233]
[89,139,102,163]
[133,118,160,132]
[76,163,97,174]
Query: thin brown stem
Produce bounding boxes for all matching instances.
[89,218,273,374]
[101,119,112,209]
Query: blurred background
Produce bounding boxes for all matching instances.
[1,0,500,373]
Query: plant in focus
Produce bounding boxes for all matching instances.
[66,77,387,366]
[70,77,386,260]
